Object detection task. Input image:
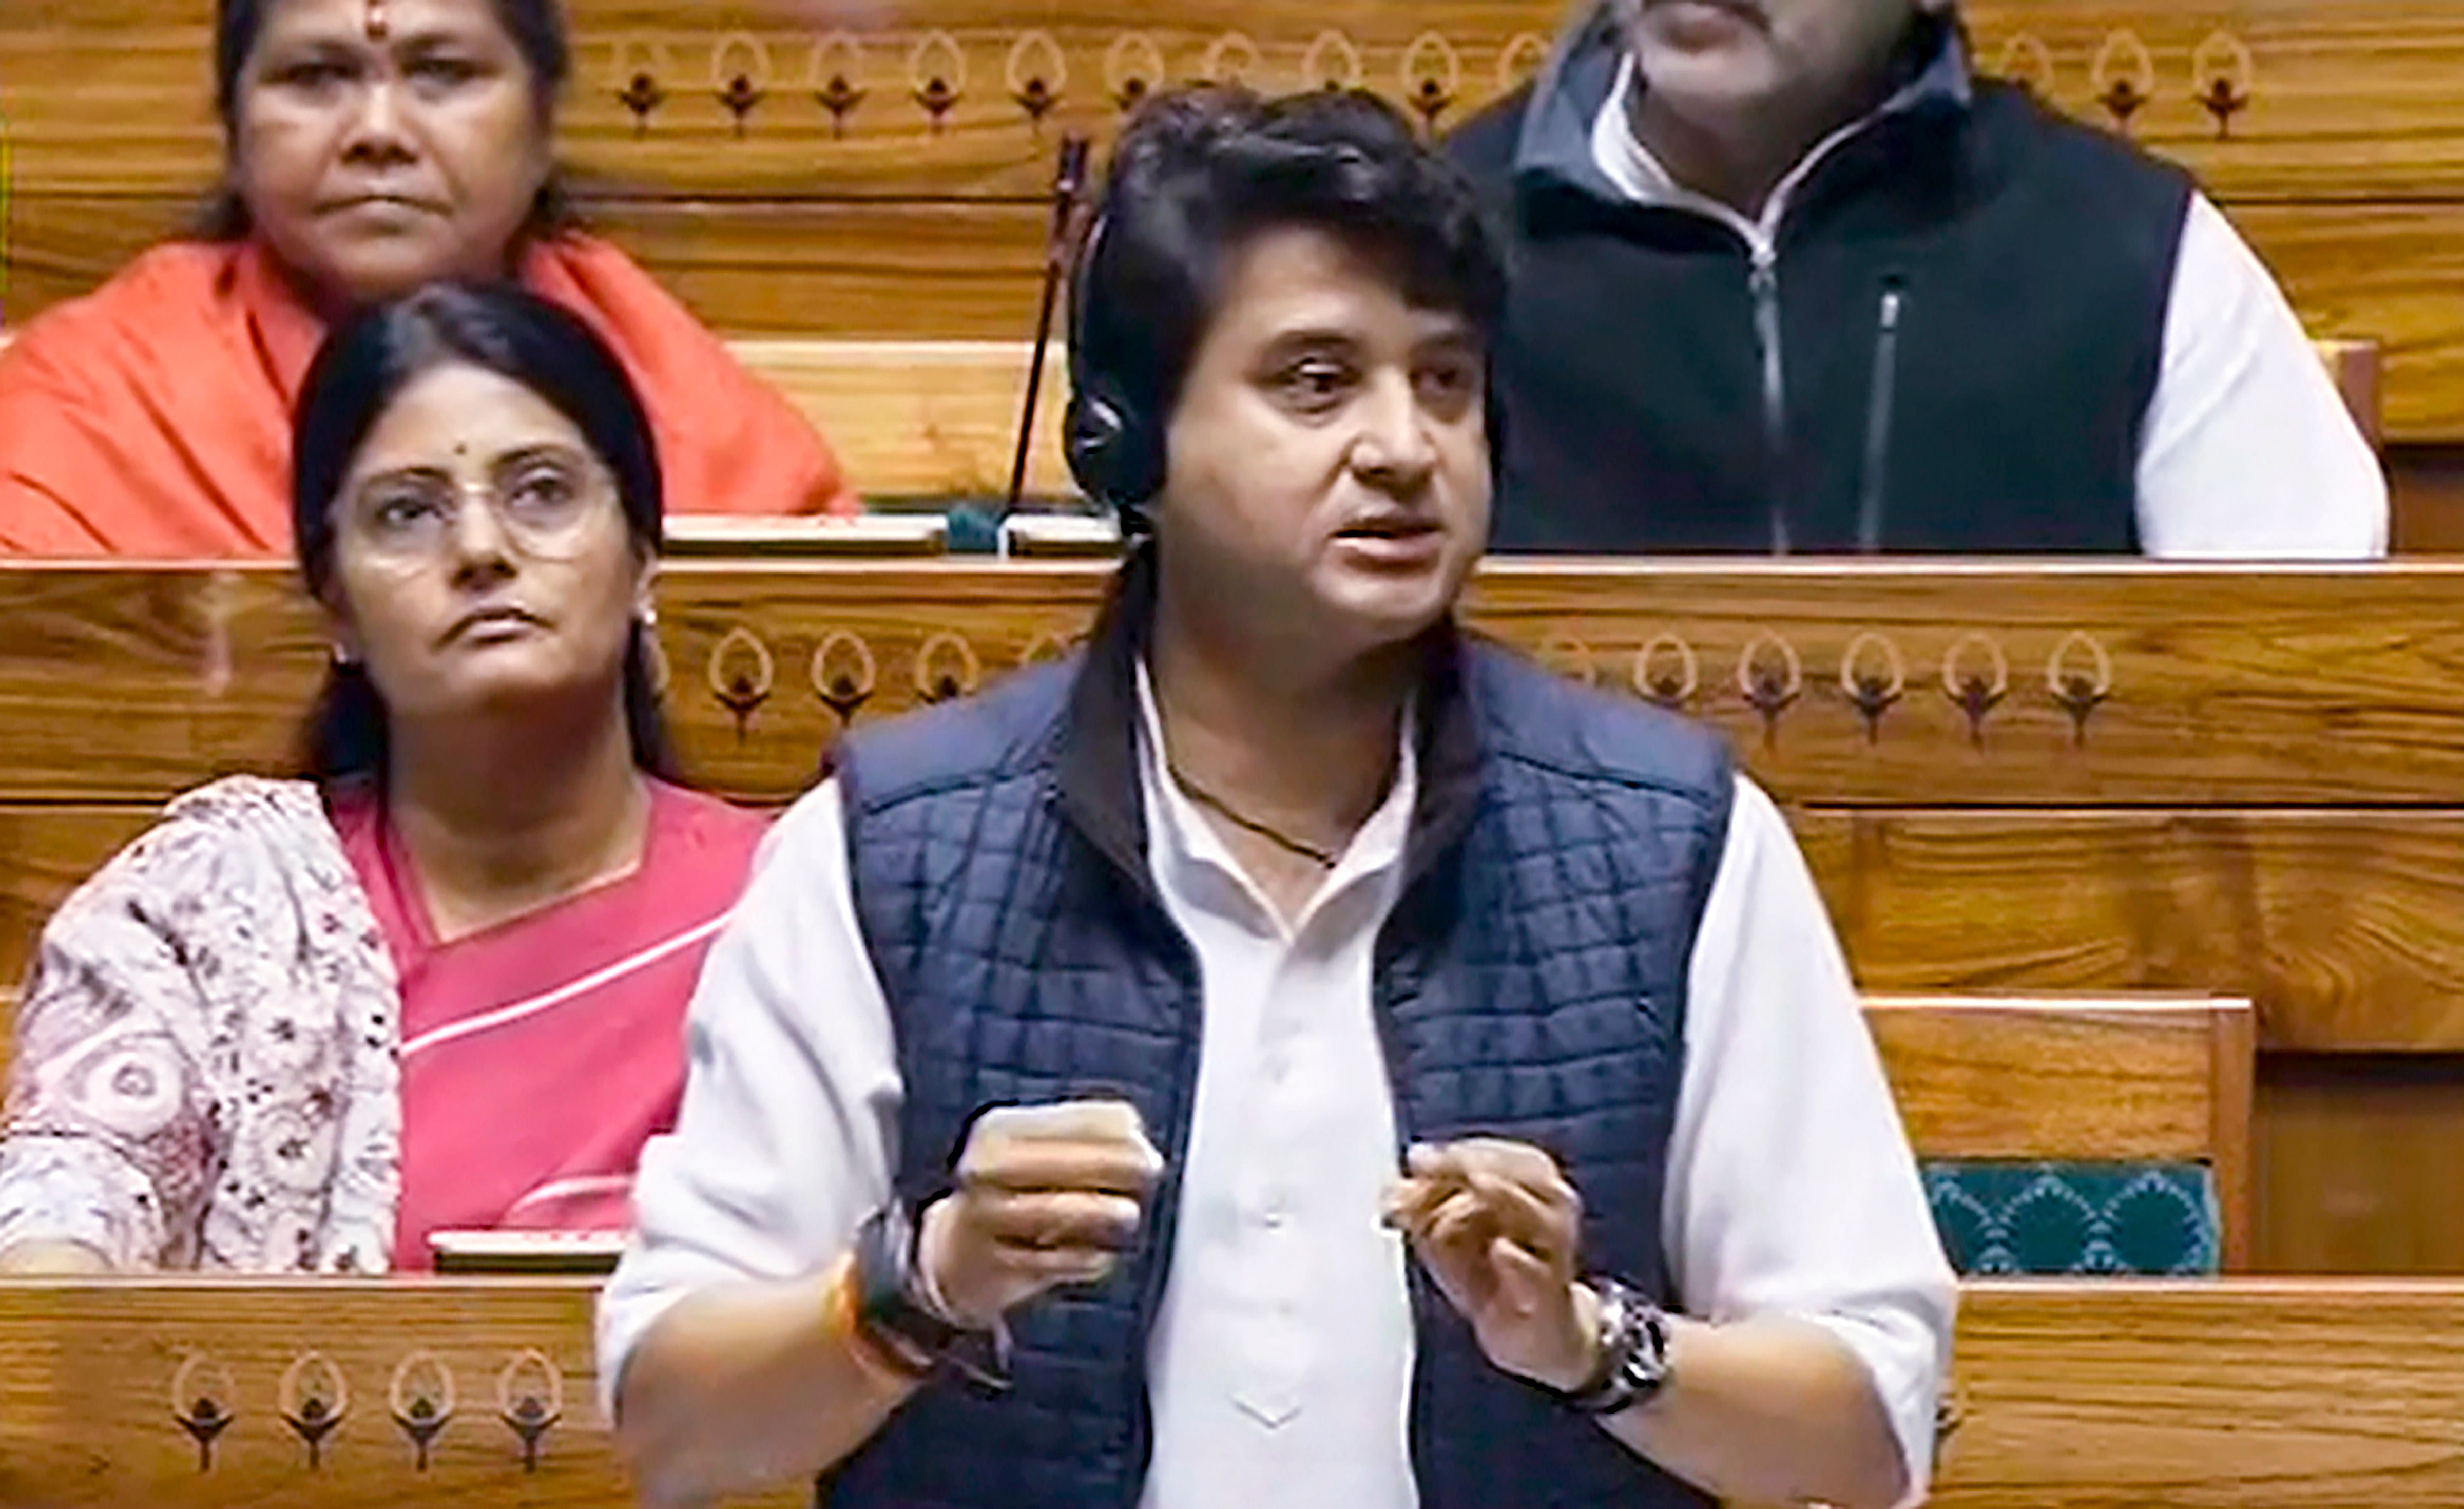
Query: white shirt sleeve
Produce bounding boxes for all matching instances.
[596,778,904,1418]
[1663,775,1957,1507]
[2135,192,2389,559]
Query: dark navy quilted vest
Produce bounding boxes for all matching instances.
[822,568,1733,1509]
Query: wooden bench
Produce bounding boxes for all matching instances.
[0,563,2452,1266]
[718,337,2381,505]
[0,334,2377,504]
[1866,993,2256,1271]
[0,989,2228,1270]
[724,339,1073,503]
[4,0,2458,449]
[0,1276,2457,1506]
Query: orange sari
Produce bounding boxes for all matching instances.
[0,235,859,557]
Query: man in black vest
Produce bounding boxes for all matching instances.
[603,86,1952,1509]
[1448,0,2385,555]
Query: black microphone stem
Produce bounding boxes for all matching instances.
[1004,133,1092,520]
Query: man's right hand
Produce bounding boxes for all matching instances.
[918,1099,1165,1329]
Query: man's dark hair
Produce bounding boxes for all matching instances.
[1068,85,1508,509]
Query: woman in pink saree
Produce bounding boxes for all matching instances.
[0,283,767,1272]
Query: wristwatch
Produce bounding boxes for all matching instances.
[1555,1278,1672,1418]
[851,1200,1013,1393]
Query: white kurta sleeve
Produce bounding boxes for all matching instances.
[597,778,904,1416]
[2135,193,2389,559]
[1661,775,1957,1506]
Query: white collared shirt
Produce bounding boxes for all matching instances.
[1590,58,2389,560]
[602,668,1956,1508]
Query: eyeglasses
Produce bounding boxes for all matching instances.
[344,446,614,565]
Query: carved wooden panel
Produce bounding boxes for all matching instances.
[0,1277,803,1508]
[8,563,2464,806]
[8,1278,2464,1504]
[7,2,2464,200]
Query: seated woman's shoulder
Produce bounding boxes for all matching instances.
[1,242,242,376]
[114,776,335,880]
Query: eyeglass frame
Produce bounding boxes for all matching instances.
[336,442,623,566]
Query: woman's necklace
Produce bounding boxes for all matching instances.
[1165,760,1343,868]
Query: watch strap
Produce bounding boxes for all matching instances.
[852,1201,1013,1393]
[1557,1279,1671,1418]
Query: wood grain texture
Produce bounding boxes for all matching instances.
[5,1277,2464,1505]
[0,1277,802,1508]
[739,335,2382,501]
[0,0,1565,196]
[2,193,1056,339]
[0,323,2373,503]
[2236,202,2464,445]
[421,561,2464,805]
[0,806,142,1008]
[2257,1054,2464,1273]
[2389,445,2464,553]
[10,192,2448,436]
[1863,996,2238,1160]
[1937,1279,2464,1506]
[8,564,2464,807]
[9,0,2464,199]
[732,338,1074,499]
[13,804,2462,1049]
[1799,810,2464,1053]
[1863,993,2254,1267]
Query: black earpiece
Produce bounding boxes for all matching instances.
[1062,209,1168,520]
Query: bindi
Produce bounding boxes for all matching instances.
[364,0,390,44]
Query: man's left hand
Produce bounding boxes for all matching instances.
[1383,1139,1600,1392]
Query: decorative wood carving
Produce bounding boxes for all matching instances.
[2196,30,2256,139]
[2091,29,2158,131]
[711,31,772,136]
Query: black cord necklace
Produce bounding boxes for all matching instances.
[1166,761,1343,868]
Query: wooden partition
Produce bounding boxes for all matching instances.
[720,337,2377,504]
[0,562,2456,1266]
[1864,994,2256,1269]
[0,332,2376,504]
[3,1,2452,444]
[3,1276,2461,1506]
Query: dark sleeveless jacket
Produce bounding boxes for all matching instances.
[1448,13,2193,553]
[823,560,1736,1509]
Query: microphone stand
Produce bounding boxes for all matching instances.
[1003,133,1092,520]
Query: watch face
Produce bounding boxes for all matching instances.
[1624,1307,1671,1393]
